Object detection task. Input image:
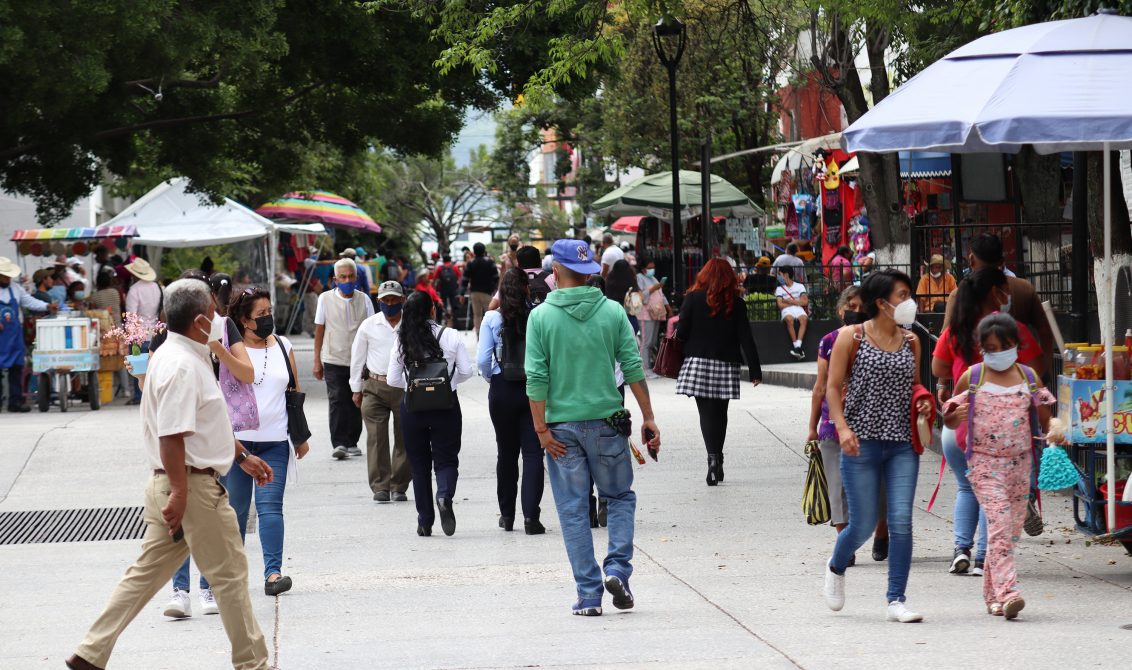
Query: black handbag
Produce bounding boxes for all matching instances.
[404,327,454,412]
[279,340,312,445]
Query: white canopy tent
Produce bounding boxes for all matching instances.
[99,178,327,303]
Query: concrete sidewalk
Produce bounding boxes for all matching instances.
[1,332,1130,670]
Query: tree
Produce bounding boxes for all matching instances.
[0,0,495,223]
[382,149,498,261]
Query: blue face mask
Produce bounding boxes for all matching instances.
[646,269,656,278]
[337,281,356,296]
[379,301,403,317]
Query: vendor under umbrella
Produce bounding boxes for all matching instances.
[0,257,54,412]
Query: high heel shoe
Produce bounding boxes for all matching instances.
[706,454,721,486]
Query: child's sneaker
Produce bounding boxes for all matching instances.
[604,572,634,610]
[572,597,602,616]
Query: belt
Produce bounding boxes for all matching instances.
[370,374,388,383]
[154,467,217,476]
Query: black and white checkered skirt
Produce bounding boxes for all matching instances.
[676,356,740,399]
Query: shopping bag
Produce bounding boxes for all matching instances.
[802,440,831,525]
[652,335,685,379]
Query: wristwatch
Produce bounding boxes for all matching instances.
[236,451,250,465]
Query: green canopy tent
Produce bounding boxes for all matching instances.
[590,170,764,219]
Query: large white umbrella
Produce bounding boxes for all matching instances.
[843,11,1132,528]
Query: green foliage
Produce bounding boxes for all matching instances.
[0,0,495,223]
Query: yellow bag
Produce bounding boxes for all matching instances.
[802,440,831,525]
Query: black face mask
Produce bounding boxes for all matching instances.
[509,243,519,251]
[842,310,868,326]
[251,315,274,339]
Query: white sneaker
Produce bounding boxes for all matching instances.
[162,589,192,618]
[886,601,924,623]
[823,560,845,611]
[200,588,219,615]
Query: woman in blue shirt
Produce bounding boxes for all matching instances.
[477,269,546,535]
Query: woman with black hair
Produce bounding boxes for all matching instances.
[388,291,474,536]
[604,259,640,335]
[477,269,545,535]
[931,266,1043,577]
[824,269,933,623]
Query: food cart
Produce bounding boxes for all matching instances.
[1058,375,1132,553]
[32,315,102,412]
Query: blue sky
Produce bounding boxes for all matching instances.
[451,109,498,166]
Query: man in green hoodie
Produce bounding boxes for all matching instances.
[526,238,662,617]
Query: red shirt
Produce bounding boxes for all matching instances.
[416,284,442,305]
[933,322,1042,385]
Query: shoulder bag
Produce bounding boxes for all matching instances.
[218,321,260,432]
[279,339,312,446]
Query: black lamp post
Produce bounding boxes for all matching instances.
[653,15,687,296]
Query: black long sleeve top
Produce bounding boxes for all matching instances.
[675,291,762,379]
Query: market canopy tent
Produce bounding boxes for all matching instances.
[591,170,764,219]
[256,191,382,234]
[841,10,1132,528]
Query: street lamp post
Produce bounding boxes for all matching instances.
[653,15,687,296]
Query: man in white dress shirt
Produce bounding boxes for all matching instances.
[67,279,273,670]
[351,281,412,503]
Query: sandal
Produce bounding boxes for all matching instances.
[1003,597,1025,620]
[987,603,1004,616]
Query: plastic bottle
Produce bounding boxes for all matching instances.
[1112,345,1130,381]
[1125,329,1132,352]
[1063,343,1085,378]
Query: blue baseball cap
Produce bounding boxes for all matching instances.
[551,239,601,275]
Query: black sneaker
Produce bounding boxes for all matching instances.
[971,559,985,577]
[949,546,971,575]
[374,490,390,503]
[391,491,408,502]
[793,347,806,361]
[597,500,608,528]
[871,535,889,562]
[604,573,634,610]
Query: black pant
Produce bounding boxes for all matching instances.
[695,397,730,455]
[324,363,362,449]
[400,394,462,526]
[488,375,544,520]
[4,364,23,409]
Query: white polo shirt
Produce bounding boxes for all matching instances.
[142,331,235,474]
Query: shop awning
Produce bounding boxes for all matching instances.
[900,151,952,178]
[591,170,763,219]
[611,216,646,233]
[11,225,137,241]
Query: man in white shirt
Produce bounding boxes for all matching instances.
[351,281,411,503]
[771,242,807,284]
[599,233,625,279]
[67,279,272,670]
[775,266,809,360]
[124,258,162,405]
[314,258,374,460]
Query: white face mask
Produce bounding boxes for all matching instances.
[887,298,917,326]
[196,312,224,343]
[982,347,1018,371]
[930,271,942,279]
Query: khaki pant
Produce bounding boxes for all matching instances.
[362,377,410,493]
[74,472,269,670]
[471,291,492,336]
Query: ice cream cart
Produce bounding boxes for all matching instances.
[32,314,102,412]
[1059,376,1132,553]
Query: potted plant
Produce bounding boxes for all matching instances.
[104,312,165,377]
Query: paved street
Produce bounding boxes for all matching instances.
[1,332,1130,670]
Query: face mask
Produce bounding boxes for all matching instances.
[252,315,274,339]
[887,298,917,326]
[74,291,86,300]
[646,269,656,278]
[195,313,224,343]
[982,346,1018,371]
[843,310,867,326]
[337,281,356,296]
[379,301,403,318]
[509,243,519,251]
[930,271,942,279]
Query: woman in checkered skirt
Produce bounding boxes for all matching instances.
[675,259,762,486]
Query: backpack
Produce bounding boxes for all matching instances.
[529,270,552,306]
[403,327,454,412]
[623,287,644,315]
[498,322,527,382]
[438,264,459,296]
[964,362,1042,459]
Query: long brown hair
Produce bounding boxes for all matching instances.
[688,258,738,318]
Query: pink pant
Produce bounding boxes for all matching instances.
[968,450,1031,605]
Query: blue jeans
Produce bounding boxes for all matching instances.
[831,440,919,603]
[173,440,290,590]
[544,419,637,600]
[941,426,987,560]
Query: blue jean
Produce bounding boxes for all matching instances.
[831,440,919,603]
[173,440,290,590]
[941,426,987,560]
[544,419,637,600]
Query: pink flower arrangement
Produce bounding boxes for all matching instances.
[103,312,166,355]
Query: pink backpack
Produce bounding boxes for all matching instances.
[218,320,260,432]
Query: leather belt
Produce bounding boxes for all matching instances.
[154,467,217,476]
[372,374,388,382]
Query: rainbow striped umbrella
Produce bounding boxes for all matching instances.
[256,190,381,233]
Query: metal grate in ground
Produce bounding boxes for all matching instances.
[0,507,146,545]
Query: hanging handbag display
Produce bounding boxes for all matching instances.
[802,440,832,525]
[404,326,454,412]
[279,340,312,446]
[652,334,685,379]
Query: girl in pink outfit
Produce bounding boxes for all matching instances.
[943,313,1053,620]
